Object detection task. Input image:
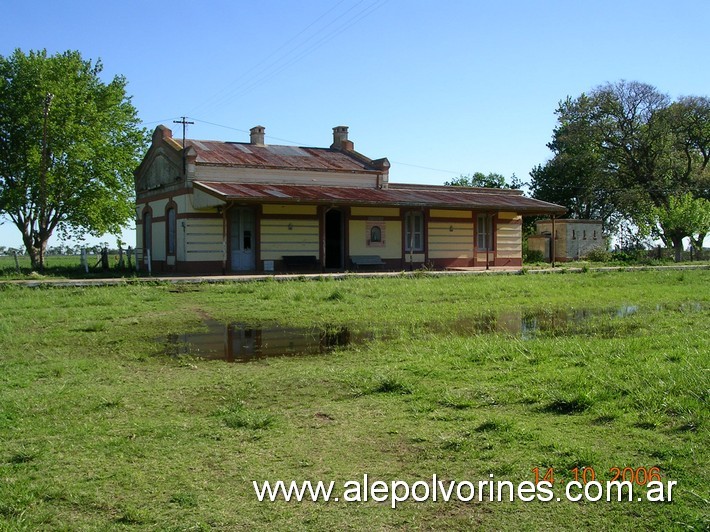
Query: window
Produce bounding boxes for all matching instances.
[593,230,597,240]
[572,229,576,239]
[166,206,176,255]
[367,220,385,247]
[143,211,152,255]
[370,225,382,243]
[404,211,424,252]
[583,230,587,240]
[477,214,493,250]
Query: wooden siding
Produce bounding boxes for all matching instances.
[536,221,566,258]
[184,218,224,262]
[428,221,474,259]
[496,218,522,259]
[404,253,426,264]
[350,206,400,217]
[194,166,378,188]
[429,209,471,219]
[349,220,402,258]
[260,218,319,261]
[262,204,318,216]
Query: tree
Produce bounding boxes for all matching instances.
[531,81,710,261]
[643,193,710,261]
[661,96,710,255]
[0,49,147,270]
[530,95,620,232]
[445,172,523,189]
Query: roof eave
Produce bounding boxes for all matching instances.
[193,182,567,214]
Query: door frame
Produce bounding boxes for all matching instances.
[228,206,258,271]
[322,206,346,270]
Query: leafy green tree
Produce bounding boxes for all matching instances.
[643,193,710,261]
[445,171,523,189]
[0,49,147,270]
[531,81,710,261]
[530,95,620,231]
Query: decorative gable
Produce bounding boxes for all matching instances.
[136,149,181,192]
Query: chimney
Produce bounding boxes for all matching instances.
[250,125,265,146]
[331,125,353,150]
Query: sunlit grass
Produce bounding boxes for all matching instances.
[0,270,707,529]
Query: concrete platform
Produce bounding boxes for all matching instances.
[1,263,707,288]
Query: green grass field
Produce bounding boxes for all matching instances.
[0,270,708,530]
[0,254,136,279]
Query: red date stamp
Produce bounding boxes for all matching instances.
[532,466,663,485]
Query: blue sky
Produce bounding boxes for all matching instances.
[2,0,709,248]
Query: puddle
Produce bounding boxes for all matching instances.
[165,320,376,363]
[447,302,702,339]
[447,305,642,339]
[164,303,703,362]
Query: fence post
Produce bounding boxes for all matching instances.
[101,247,110,270]
[80,248,88,273]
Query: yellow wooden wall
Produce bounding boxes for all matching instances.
[260,204,319,261]
[184,218,223,262]
[196,166,379,189]
[495,213,522,259]
[136,194,225,261]
[350,207,400,217]
[136,198,528,267]
[428,210,474,259]
[262,204,317,216]
[349,207,401,259]
[428,221,474,259]
[429,209,471,219]
[349,220,402,258]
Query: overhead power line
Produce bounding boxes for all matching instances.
[189,117,471,178]
[138,117,705,195]
[187,0,389,115]
[139,116,182,127]
[189,0,353,115]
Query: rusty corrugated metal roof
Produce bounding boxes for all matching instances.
[194,181,567,214]
[186,140,380,173]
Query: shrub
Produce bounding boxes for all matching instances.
[524,249,545,263]
[610,248,650,264]
[583,247,612,262]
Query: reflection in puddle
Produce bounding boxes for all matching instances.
[448,305,643,339]
[166,320,375,363]
[165,303,703,362]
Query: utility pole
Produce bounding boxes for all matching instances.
[173,116,194,177]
